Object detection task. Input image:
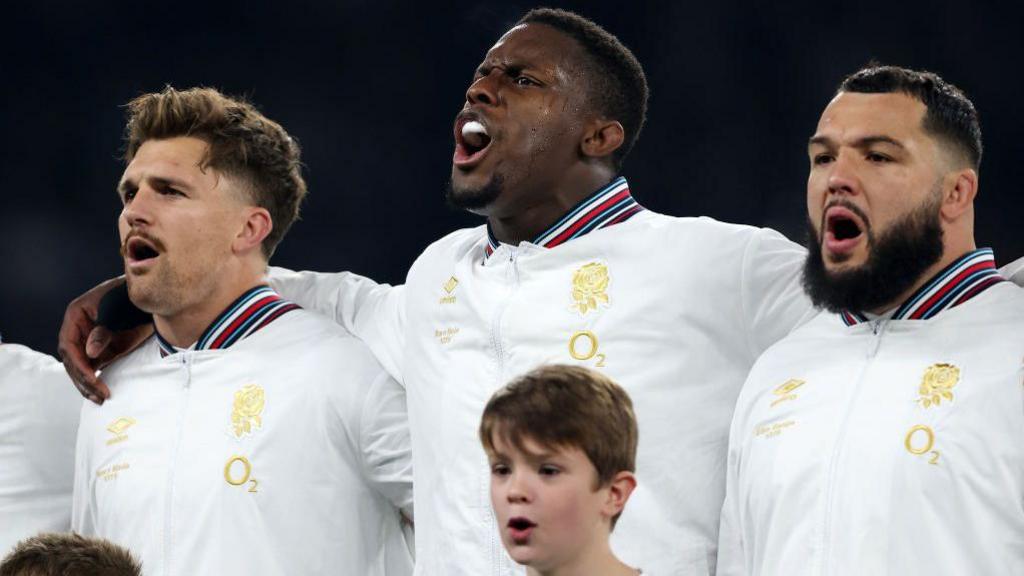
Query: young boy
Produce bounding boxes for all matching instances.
[1,532,141,576]
[479,365,641,576]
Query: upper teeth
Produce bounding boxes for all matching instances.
[462,121,488,138]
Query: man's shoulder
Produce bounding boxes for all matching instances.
[101,338,161,382]
[0,343,63,378]
[255,308,386,374]
[949,280,1024,326]
[617,211,796,250]
[415,225,486,262]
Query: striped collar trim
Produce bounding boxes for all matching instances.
[841,248,1005,326]
[156,285,301,357]
[484,177,644,258]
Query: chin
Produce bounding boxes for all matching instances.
[126,278,175,316]
[508,547,544,568]
[446,173,504,212]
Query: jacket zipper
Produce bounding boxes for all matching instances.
[819,318,887,575]
[163,353,193,576]
[488,248,520,575]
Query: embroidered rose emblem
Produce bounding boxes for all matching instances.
[231,384,265,438]
[918,363,960,408]
[571,262,610,315]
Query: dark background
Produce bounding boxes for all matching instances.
[3,1,1022,356]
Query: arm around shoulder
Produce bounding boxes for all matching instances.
[268,266,407,380]
[356,370,414,519]
[740,227,816,357]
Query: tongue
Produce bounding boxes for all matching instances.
[463,131,489,150]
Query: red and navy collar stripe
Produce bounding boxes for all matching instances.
[156,286,300,357]
[484,177,644,258]
[841,248,1005,326]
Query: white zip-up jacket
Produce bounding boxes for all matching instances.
[0,342,81,555]
[271,177,815,575]
[72,287,414,575]
[718,249,1024,575]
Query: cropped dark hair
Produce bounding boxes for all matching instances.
[839,64,982,170]
[518,8,648,171]
[479,364,638,526]
[124,86,306,259]
[0,533,142,576]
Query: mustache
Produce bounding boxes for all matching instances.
[119,230,165,258]
[818,199,871,237]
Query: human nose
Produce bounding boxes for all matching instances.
[826,150,861,197]
[121,187,154,228]
[466,71,499,107]
[506,470,532,504]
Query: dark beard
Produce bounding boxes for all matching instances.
[445,173,504,212]
[802,197,944,314]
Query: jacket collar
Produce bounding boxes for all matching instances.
[484,176,644,259]
[841,248,1005,326]
[156,285,300,357]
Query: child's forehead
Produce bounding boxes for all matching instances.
[490,431,581,460]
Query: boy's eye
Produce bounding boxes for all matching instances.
[538,464,561,476]
[491,463,510,476]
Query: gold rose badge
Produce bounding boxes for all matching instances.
[231,384,265,438]
[571,262,611,315]
[918,363,960,408]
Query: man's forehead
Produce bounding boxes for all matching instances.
[121,137,210,187]
[482,22,579,68]
[813,91,927,142]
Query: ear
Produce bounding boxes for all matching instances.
[233,206,273,256]
[602,470,637,519]
[939,168,977,222]
[580,119,625,161]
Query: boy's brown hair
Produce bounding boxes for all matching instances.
[0,532,142,576]
[123,86,306,259]
[479,364,638,489]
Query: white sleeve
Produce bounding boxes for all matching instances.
[71,405,95,535]
[268,267,406,382]
[740,228,817,357]
[1000,256,1024,287]
[716,406,747,576]
[358,371,414,519]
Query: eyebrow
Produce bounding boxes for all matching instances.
[117,175,193,196]
[808,135,907,149]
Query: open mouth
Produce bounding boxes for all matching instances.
[453,116,493,167]
[824,205,866,253]
[507,516,536,543]
[125,236,161,265]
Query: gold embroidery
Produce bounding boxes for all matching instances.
[231,385,265,438]
[754,419,796,439]
[96,462,130,481]
[224,455,252,486]
[434,327,460,344]
[443,276,459,294]
[440,276,459,304]
[917,363,960,408]
[571,262,610,315]
[770,379,806,407]
[568,331,599,361]
[904,424,939,464]
[106,417,136,446]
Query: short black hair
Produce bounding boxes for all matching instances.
[838,64,982,170]
[518,8,648,171]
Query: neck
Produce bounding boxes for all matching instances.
[525,536,636,576]
[868,237,977,315]
[488,167,615,245]
[153,267,265,348]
